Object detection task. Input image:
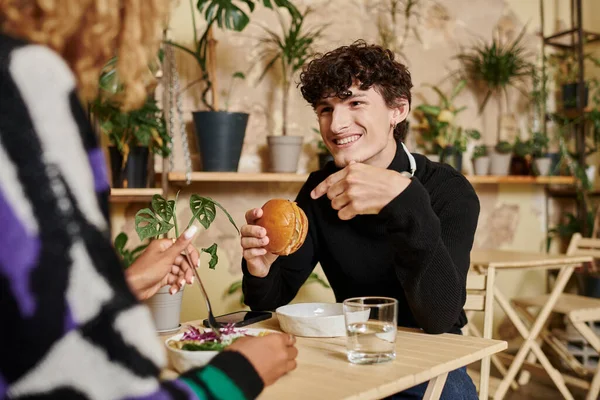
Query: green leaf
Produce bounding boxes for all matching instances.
[201,243,219,269]
[227,280,243,294]
[151,194,175,227]
[135,208,174,241]
[232,71,246,79]
[415,104,441,116]
[114,232,128,253]
[189,195,217,229]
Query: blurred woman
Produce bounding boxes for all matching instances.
[0,1,297,399]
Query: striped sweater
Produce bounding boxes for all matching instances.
[0,33,263,400]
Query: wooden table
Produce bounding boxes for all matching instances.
[470,249,593,400]
[161,318,506,400]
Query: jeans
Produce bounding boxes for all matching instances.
[386,366,478,400]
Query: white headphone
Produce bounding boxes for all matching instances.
[400,142,417,178]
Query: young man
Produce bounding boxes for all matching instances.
[241,41,480,398]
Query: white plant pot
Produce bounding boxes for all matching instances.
[145,285,184,333]
[473,156,490,176]
[490,152,512,176]
[534,157,552,176]
[267,135,304,173]
[425,154,440,163]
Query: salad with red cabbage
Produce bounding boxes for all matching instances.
[168,324,268,351]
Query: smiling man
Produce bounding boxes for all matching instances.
[240,41,480,399]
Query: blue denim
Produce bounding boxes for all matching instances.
[387,366,478,400]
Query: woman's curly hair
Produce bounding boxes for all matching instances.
[0,0,170,110]
[299,40,413,141]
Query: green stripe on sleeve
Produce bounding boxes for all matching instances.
[179,376,208,399]
[199,365,247,400]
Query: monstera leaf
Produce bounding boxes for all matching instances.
[201,243,219,269]
[189,195,239,233]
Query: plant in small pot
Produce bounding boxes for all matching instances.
[472,144,490,176]
[91,58,171,188]
[438,128,481,172]
[413,80,468,164]
[510,137,532,176]
[548,52,600,111]
[490,140,513,176]
[529,131,552,176]
[256,7,326,173]
[134,194,239,332]
[167,0,300,172]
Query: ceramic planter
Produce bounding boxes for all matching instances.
[267,135,303,173]
[192,111,248,172]
[473,156,490,176]
[145,285,184,333]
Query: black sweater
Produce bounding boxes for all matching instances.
[242,142,480,334]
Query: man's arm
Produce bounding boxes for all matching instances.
[379,177,479,334]
[242,180,320,311]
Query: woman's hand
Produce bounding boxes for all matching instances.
[125,226,200,301]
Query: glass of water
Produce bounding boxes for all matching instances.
[343,297,398,364]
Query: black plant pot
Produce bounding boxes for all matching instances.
[318,153,334,169]
[509,155,530,176]
[440,146,462,172]
[562,83,589,110]
[108,146,149,188]
[192,111,248,172]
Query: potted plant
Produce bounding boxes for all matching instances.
[256,7,326,173]
[510,137,532,176]
[413,80,479,170]
[472,144,490,176]
[166,0,299,172]
[455,26,533,142]
[548,52,600,110]
[134,193,239,332]
[490,140,513,176]
[529,131,551,176]
[91,58,171,188]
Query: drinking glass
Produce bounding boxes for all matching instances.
[343,297,398,364]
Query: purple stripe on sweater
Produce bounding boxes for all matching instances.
[124,387,171,400]
[171,379,197,399]
[64,305,75,332]
[88,148,109,192]
[0,372,7,398]
[0,187,40,317]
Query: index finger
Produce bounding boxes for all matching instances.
[245,208,263,224]
[310,168,348,199]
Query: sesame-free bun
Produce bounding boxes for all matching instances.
[255,199,308,256]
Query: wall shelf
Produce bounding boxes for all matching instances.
[109,188,163,203]
[467,176,575,185]
[166,172,575,185]
[168,172,309,183]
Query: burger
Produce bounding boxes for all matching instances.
[256,199,308,256]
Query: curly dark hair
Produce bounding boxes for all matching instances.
[299,40,413,141]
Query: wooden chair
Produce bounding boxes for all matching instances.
[464,270,503,399]
[511,233,600,400]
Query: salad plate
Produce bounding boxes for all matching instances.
[165,324,273,373]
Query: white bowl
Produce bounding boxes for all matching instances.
[165,328,270,373]
[276,302,368,337]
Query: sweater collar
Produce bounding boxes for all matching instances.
[387,140,415,176]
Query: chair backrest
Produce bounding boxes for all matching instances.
[465,273,487,312]
[567,233,600,256]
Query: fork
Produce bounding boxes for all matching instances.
[182,250,222,339]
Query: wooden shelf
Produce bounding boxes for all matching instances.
[109,188,163,203]
[168,172,309,183]
[467,176,575,185]
[166,172,575,185]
